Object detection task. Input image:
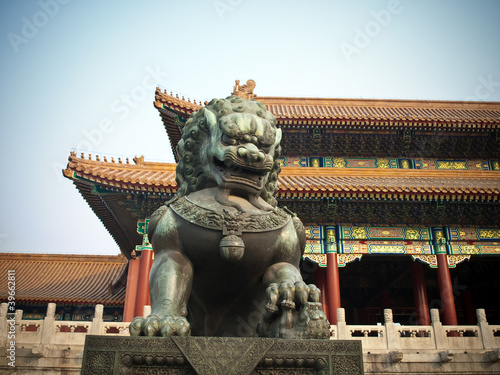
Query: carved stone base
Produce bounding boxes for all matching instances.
[81,336,363,375]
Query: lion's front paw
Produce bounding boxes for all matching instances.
[129,315,191,337]
[258,280,329,339]
[265,280,320,313]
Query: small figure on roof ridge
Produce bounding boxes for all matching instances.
[232,79,256,99]
[133,155,145,165]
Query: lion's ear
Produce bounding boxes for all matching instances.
[274,128,282,147]
[200,107,217,130]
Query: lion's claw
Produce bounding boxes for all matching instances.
[259,279,329,338]
[295,281,310,305]
[129,315,191,337]
[129,316,144,336]
[308,284,320,303]
[159,315,191,336]
[143,315,160,336]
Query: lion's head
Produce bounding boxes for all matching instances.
[175,95,282,207]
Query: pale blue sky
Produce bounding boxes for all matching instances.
[0,0,499,255]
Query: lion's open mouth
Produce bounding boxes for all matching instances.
[213,158,268,187]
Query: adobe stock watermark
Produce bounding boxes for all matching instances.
[464,74,500,101]
[340,0,408,63]
[7,0,71,54]
[213,0,243,21]
[51,65,168,182]
[7,269,16,368]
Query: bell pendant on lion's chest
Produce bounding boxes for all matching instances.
[219,218,244,262]
[219,234,245,262]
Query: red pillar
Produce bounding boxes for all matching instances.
[134,249,154,318]
[123,257,140,322]
[326,252,341,324]
[315,267,329,318]
[411,261,430,325]
[436,253,458,325]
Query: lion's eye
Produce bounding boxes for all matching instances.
[222,134,237,145]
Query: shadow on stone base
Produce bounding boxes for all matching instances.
[81,335,363,375]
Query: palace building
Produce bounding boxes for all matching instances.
[1,80,500,374]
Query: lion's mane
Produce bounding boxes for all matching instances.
[175,95,281,207]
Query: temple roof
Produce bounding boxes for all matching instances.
[155,88,500,125]
[154,85,500,160]
[0,253,127,305]
[64,154,178,194]
[257,97,500,124]
[64,152,500,201]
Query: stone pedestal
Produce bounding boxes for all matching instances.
[81,336,363,375]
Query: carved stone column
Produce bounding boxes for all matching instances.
[0,303,7,345]
[36,303,55,349]
[384,309,400,350]
[90,304,104,335]
[477,308,495,349]
[336,307,348,339]
[431,308,446,349]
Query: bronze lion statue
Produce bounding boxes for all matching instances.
[130,96,329,338]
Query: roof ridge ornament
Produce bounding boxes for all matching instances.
[232,79,256,99]
[133,155,145,166]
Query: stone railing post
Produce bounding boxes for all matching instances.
[0,302,8,348]
[477,308,495,349]
[90,304,104,335]
[15,309,23,336]
[384,309,399,350]
[0,303,7,345]
[39,303,56,346]
[15,309,23,322]
[31,304,56,357]
[336,308,348,340]
[431,308,445,349]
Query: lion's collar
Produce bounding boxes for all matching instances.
[169,196,291,233]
